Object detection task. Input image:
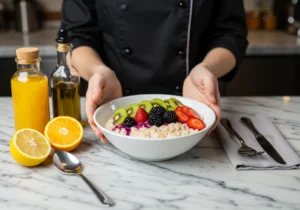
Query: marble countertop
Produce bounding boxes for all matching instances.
[0,29,300,57]
[0,97,300,210]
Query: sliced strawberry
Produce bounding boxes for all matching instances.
[187,118,206,130]
[186,108,200,119]
[175,110,189,123]
[134,108,148,123]
[175,106,182,112]
[180,106,190,114]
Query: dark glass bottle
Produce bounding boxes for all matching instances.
[51,29,81,120]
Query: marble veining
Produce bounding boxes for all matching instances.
[0,97,300,210]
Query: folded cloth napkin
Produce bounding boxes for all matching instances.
[216,113,300,170]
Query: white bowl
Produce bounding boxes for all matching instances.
[93,94,216,161]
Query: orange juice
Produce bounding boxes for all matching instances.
[11,47,50,133]
[11,75,50,133]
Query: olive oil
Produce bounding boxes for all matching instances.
[51,29,81,120]
[52,81,81,120]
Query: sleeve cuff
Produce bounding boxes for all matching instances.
[70,38,101,55]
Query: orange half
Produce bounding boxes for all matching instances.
[44,116,83,151]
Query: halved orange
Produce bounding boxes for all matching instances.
[10,128,51,166]
[44,116,83,152]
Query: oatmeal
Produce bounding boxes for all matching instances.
[106,97,206,139]
[105,118,198,138]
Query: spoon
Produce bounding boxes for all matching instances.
[53,151,115,207]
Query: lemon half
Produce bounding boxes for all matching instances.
[10,128,51,166]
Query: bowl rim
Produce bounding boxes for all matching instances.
[93,94,216,141]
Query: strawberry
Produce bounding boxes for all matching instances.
[175,106,182,112]
[187,118,206,130]
[175,110,189,123]
[186,108,200,119]
[134,108,148,123]
[180,106,190,114]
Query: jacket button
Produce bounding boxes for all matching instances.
[125,88,132,95]
[120,4,127,10]
[178,49,186,57]
[123,47,133,55]
[178,1,186,8]
[175,85,182,93]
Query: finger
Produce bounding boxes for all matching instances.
[93,127,107,143]
[100,135,108,144]
[203,77,217,104]
[90,124,106,142]
[86,74,106,126]
[86,90,97,127]
[90,74,105,103]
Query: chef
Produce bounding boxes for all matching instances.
[61,0,248,142]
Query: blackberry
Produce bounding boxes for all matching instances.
[148,114,164,127]
[163,111,177,123]
[123,117,137,127]
[150,106,166,117]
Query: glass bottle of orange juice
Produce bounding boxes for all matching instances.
[11,47,50,133]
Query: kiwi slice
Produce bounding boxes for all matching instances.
[170,98,183,106]
[138,100,153,114]
[164,99,177,111]
[150,98,167,109]
[125,104,139,117]
[112,108,128,125]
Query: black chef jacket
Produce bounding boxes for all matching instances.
[61,0,248,96]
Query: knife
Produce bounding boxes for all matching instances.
[240,117,286,165]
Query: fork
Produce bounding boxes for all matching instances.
[220,118,264,157]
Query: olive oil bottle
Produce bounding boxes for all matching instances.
[51,29,81,120]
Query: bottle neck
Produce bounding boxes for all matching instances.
[57,51,67,66]
[16,59,40,72]
[56,43,71,66]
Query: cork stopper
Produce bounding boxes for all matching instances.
[16,47,39,60]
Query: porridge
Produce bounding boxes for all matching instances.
[105,97,206,139]
[105,118,198,138]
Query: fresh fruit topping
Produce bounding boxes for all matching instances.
[150,98,167,109]
[134,108,148,123]
[175,106,182,112]
[186,108,200,119]
[170,98,183,106]
[187,118,206,130]
[150,106,166,117]
[180,105,189,114]
[138,100,153,114]
[175,110,189,123]
[123,117,137,127]
[44,116,83,152]
[163,111,177,123]
[125,104,139,117]
[113,108,128,125]
[148,114,164,127]
[164,99,177,111]
[10,128,51,166]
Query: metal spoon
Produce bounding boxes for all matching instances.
[53,151,115,207]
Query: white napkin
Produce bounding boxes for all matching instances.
[216,113,300,170]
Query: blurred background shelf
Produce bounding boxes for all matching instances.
[1,29,300,97]
[0,0,300,97]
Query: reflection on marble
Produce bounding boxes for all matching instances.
[0,97,299,210]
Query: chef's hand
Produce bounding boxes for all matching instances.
[183,63,221,134]
[86,68,122,143]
